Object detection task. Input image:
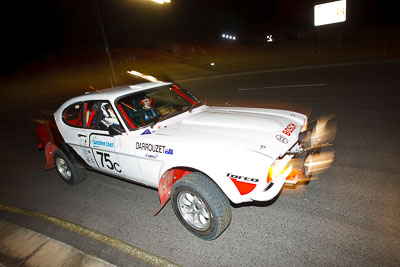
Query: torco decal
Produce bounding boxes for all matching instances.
[282,123,297,136]
[136,142,174,155]
[227,173,258,196]
[275,134,289,144]
[227,173,259,183]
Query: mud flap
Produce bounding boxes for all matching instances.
[154,169,191,216]
[44,142,58,170]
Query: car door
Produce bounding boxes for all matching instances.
[76,100,125,177]
[59,99,145,183]
[111,131,144,183]
[59,101,100,169]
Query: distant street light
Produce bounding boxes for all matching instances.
[152,0,171,4]
[221,33,237,41]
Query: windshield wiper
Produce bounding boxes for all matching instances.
[183,102,203,113]
[150,103,202,128]
[149,110,179,128]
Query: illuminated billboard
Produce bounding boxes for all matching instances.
[314,0,346,26]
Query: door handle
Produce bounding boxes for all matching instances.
[78,134,87,137]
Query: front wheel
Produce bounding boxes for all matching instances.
[171,172,231,240]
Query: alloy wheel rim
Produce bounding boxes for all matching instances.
[177,192,210,231]
[56,157,72,180]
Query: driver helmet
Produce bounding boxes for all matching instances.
[100,103,119,126]
[140,96,155,110]
[101,103,115,118]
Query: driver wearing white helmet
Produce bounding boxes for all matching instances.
[100,103,119,128]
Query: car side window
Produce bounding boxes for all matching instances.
[62,103,83,127]
[84,101,121,131]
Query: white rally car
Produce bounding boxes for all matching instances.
[36,81,335,240]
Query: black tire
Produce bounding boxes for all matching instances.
[171,172,231,240]
[53,149,86,185]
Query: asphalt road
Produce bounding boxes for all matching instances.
[1,60,399,266]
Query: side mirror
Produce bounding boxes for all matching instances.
[109,125,122,136]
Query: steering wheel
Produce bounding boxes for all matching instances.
[130,108,159,125]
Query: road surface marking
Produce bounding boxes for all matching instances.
[0,204,179,267]
[238,83,326,91]
[177,59,398,82]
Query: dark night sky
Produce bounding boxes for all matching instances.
[1,0,398,72]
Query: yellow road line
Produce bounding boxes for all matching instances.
[0,204,179,267]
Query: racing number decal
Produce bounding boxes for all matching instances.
[96,151,121,172]
[93,151,122,173]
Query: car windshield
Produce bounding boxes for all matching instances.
[116,84,200,130]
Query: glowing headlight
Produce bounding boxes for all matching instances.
[267,155,293,183]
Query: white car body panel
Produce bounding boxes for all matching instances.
[53,82,308,204]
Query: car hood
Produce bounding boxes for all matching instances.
[154,106,307,158]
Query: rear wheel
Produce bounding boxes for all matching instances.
[171,172,231,240]
[53,149,86,185]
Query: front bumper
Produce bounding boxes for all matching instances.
[250,164,293,202]
[249,143,327,202]
[249,114,336,202]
